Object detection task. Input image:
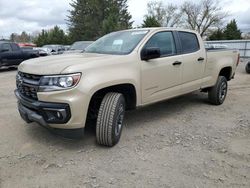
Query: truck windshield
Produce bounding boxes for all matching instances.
[85,30,149,55]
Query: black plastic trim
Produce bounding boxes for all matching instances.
[15,90,71,124]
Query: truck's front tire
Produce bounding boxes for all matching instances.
[208,76,228,105]
[96,92,125,147]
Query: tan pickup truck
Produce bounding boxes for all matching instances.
[15,28,239,146]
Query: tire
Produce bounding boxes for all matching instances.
[96,92,125,147]
[246,62,250,74]
[208,76,228,105]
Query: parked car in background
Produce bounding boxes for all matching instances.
[64,45,71,51]
[42,45,65,55]
[20,46,41,56]
[0,41,39,69]
[18,43,37,48]
[23,47,50,56]
[64,41,93,54]
[33,47,49,56]
[246,61,250,73]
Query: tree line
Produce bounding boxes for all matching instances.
[7,0,245,46]
[141,0,242,40]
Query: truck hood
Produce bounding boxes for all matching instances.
[18,53,123,75]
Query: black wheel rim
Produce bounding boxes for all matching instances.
[219,81,227,101]
[115,103,124,137]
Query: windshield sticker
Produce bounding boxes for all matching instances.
[131,31,148,35]
[113,39,123,45]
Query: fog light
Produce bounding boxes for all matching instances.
[43,108,67,123]
[45,111,58,122]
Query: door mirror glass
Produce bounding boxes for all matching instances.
[141,47,161,61]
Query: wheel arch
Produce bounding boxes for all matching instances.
[218,66,232,81]
[86,83,137,120]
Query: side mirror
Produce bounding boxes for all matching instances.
[141,47,161,61]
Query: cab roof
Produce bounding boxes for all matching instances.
[122,27,199,34]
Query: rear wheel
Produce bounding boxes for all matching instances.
[96,92,125,147]
[208,76,228,105]
[246,62,250,74]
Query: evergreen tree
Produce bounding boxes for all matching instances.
[34,26,68,46]
[102,0,133,35]
[223,19,242,40]
[141,16,161,28]
[67,0,133,42]
[208,28,224,40]
[34,30,49,46]
[47,26,67,44]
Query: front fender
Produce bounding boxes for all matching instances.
[79,70,140,105]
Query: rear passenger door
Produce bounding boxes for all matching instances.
[141,31,183,104]
[177,31,206,92]
[10,43,24,65]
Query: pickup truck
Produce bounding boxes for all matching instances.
[15,28,239,147]
[0,41,39,69]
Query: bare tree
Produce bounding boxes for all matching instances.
[163,4,183,27]
[9,32,31,43]
[147,1,166,25]
[182,0,228,36]
[146,1,183,27]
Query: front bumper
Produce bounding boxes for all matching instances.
[15,90,71,127]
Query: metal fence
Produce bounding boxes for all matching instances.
[206,40,250,58]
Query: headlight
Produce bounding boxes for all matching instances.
[39,73,81,92]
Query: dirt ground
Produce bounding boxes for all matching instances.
[0,61,249,188]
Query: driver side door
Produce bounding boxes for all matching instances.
[1,43,14,66]
[141,31,183,104]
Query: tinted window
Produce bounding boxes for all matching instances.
[11,43,20,51]
[145,32,176,56]
[178,32,200,53]
[2,43,12,52]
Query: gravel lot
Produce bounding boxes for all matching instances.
[0,61,249,188]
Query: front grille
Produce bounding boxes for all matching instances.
[16,72,42,100]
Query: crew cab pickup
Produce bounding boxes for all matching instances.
[0,41,39,69]
[15,28,239,146]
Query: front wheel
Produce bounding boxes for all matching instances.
[96,92,125,147]
[208,76,228,105]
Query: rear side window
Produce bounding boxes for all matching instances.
[2,43,12,52]
[178,32,200,53]
[145,31,176,56]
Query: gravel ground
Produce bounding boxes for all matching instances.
[0,61,249,188]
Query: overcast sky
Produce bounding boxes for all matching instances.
[0,0,250,38]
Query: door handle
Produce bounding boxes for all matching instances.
[172,61,182,66]
[198,57,204,61]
